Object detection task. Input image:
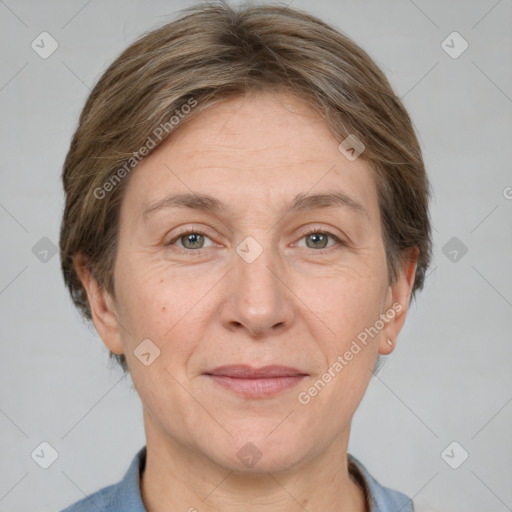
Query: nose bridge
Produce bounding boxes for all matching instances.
[236,233,282,308]
[222,232,292,336]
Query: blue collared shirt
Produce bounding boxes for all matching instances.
[59,445,414,512]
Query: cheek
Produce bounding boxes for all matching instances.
[304,263,388,380]
[112,254,166,349]
[301,281,381,413]
[114,256,218,362]
[313,264,387,333]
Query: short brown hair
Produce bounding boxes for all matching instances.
[60,0,433,374]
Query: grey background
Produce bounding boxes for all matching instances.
[0,0,511,511]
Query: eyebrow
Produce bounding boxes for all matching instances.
[142,190,369,221]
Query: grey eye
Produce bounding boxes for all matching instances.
[305,232,330,249]
[179,232,206,249]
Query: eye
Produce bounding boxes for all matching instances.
[296,228,343,252]
[166,229,215,252]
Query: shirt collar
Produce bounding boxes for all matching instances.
[348,453,414,512]
[109,445,147,511]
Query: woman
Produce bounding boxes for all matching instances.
[59,1,433,511]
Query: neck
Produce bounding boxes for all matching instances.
[140,412,368,512]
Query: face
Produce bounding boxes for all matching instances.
[81,91,417,473]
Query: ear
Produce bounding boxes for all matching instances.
[73,253,124,355]
[378,247,419,355]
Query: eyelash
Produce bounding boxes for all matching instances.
[166,226,344,255]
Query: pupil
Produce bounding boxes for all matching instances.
[308,233,327,248]
[186,233,202,248]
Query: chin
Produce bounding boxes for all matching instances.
[201,427,310,474]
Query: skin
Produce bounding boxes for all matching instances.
[76,90,418,512]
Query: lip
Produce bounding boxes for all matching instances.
[206,364,307,378]
[204,365,308,398]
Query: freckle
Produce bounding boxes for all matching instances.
[161,306,166,313]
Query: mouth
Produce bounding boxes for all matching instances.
[203,365,308,398]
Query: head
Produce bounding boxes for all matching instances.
[60,1,432,472]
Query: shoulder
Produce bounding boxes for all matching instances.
[58,483,117,512]
[58,446,147,512]
[348,453,414,512]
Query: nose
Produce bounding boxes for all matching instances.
[219,236,295,339]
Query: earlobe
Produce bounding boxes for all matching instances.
[378,247,419,355]
[73,253,124,355]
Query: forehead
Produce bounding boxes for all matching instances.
[121,91,380,225]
